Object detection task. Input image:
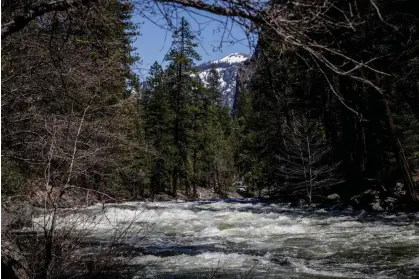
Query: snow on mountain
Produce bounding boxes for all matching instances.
[198,53,250,109]
[213,53,249,64]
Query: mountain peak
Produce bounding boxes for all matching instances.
[198,52,249,110]
[213,53,249,64]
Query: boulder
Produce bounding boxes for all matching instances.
[154,193,172,201]
[299,199,307,206]
[290,199,307,207]
[370,202,384,212]
[326,193,340,203]
[350,195,361,206]
[393,182,406,198]
[370,193,384,212]
[384,196,397,203]
[383,196,398,211]
[350,189,380,209]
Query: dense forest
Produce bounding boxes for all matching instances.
[2,11,236,201]
[2,0,144,200]
[2,0,419,205]
[234,0,419,207]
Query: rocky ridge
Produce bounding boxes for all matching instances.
[198,53,250,109]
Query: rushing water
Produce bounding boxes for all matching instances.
[35,199,419,278]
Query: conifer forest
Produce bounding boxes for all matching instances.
[2,1,419,278]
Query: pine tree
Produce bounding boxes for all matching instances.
[202,67,235,195]
[188,82,206,196]
[142,62,175,196]
[206,66,222,107]
[164,17,201,197]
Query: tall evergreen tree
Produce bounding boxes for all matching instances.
[142,62,174,196]
[206,66,222,107]
[164,17,201,197]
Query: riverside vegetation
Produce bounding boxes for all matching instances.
[2,0,419,278]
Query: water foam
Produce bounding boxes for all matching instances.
[31,199,419,278]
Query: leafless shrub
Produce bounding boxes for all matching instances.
[21,201,154,279]
[4,97,150,278]
[278,117,343,203]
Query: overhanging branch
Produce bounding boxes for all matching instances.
[1,0,97,39]
[157,0,262,23]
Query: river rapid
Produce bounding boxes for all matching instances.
[35,199,419,278]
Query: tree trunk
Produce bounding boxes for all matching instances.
[192,149,197,197]
[307,136,313,204]
[382,94,418,201]
[172,169,178,198]
[376,74,418,202]
[215,165,222,194]
[185,176,190,197]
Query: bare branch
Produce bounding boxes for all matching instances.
[1,0,98,39]
[156,0,262,22]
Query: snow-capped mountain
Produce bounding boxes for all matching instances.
[198,53,250,109]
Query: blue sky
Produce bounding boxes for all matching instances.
[132,12,254,78]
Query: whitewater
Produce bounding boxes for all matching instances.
[33,199,419,278]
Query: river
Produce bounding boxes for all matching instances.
[34,199,419,278]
